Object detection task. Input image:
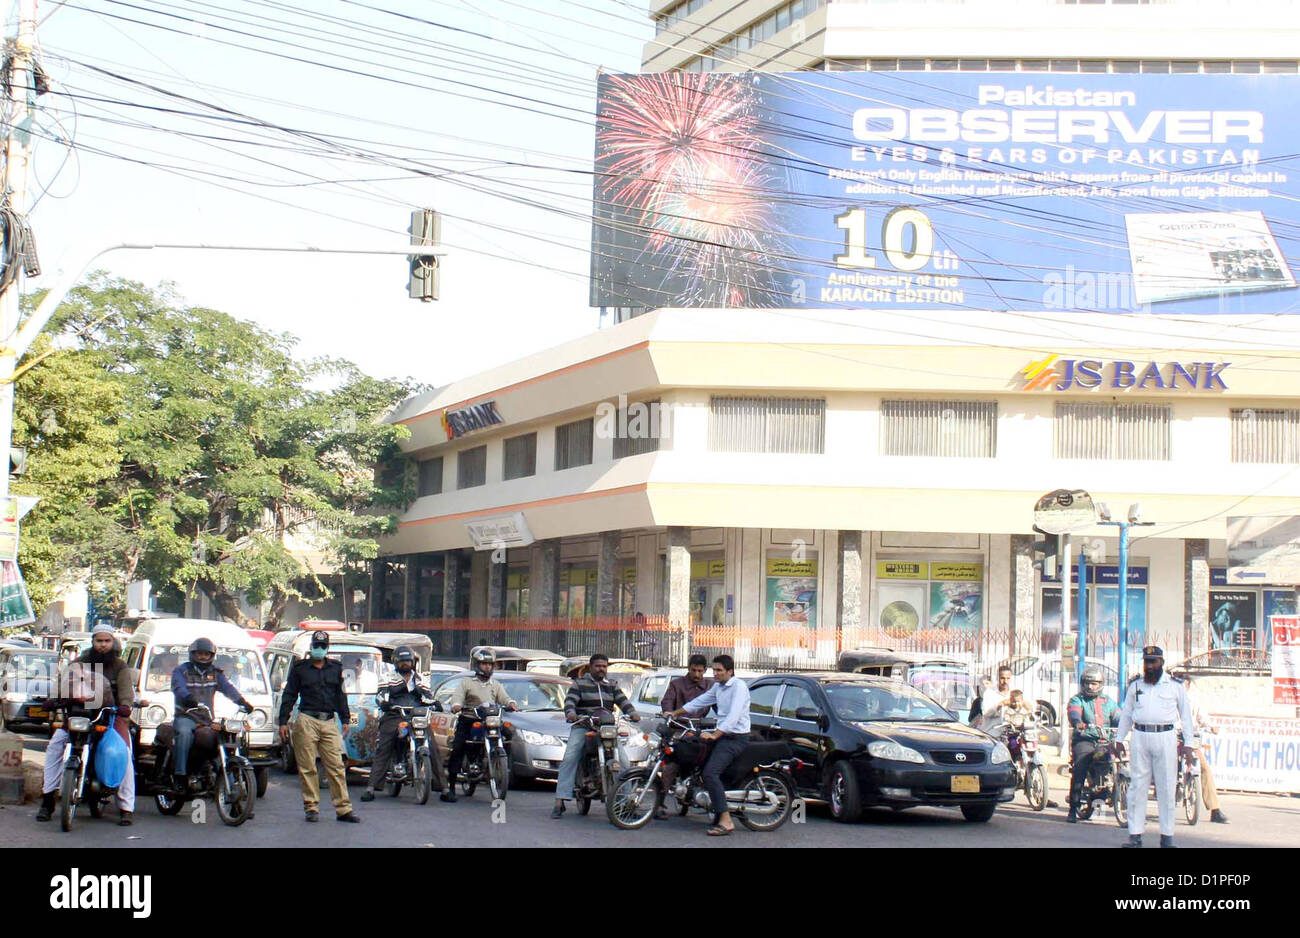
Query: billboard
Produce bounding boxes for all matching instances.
[1227,515,1300,585]
[590,72,1300,313]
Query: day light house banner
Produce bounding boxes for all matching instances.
[590,72,1300,313]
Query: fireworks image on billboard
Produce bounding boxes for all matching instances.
[591,73,792,308]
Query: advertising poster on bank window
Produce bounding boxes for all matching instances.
[1263,590,1297,651]
[1271,616,1300,706]
[593,72,1300,315]
[764,558,817,630]
[1211,590,1258,649]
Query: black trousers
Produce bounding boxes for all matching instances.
[702,735,749,821]
[1070,739,1098,807]
[447,715,476,783]
[368,712,404,790]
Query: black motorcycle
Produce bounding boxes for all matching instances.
[1075,728,1129,825]
[569,710,637,815]
[378,705,443,803]
[451,703,510,801]
[150,705,257,826]
[605,715,799,832]
[50,705,127,832]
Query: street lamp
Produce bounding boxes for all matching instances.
[1096,501,1156,691]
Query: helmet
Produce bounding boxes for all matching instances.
[1081,665,1104,687]
[471,647,496,675]
[394,646,416,669]
[189,637,216,667]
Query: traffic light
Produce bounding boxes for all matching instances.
[1032,535,1058,579]
[408,208,440,301]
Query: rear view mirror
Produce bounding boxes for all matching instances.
[793,706,821,722]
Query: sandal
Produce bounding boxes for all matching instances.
[706,824,733,836]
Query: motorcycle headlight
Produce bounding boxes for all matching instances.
[599,725,617,739]
[412,716,430,729]
[866,740,925,764]
[222,718,246,733]
[67,717,90,732]
[646,732,661,748]
[145,705,168,727]
[991,742,1012,765]
[485,715,502,728]
[247,709,268,730]
[519,729,563,746]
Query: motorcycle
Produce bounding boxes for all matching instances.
[999,712,1048,811]
[1075,728,1129,825]
[605,715,799,832]
[150,705,257,826]
[378,705,443,803]
[569,710,635,815]
[51,705,128,832]
[451,703,510,801]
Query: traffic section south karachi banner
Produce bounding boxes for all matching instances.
[590,72,1300,313]
[1204,714,1300,794]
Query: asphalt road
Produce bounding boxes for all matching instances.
[2,740,1296,848]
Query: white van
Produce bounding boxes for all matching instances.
[122,618,277,796]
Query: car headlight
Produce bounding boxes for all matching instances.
[867,740,925,764]
[247,709,269,730]
[3,691,24,702]
[145,705,168,726]
[519,729,563,746]
[991,742,1012,765]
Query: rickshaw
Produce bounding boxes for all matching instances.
[559,656,654,697]
[468,645,565,673]
[262,630,386,774]
[364,633,434,677]
[836,647,975,718]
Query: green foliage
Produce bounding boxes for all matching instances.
[14,274,420,623]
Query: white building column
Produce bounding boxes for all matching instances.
[595,530,620,616]
[667,526,692,627]
[837,531,863,642]
[1185,539,1210,659]
[1009,534,1036,653]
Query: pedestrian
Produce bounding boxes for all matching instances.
[655,654,713,819]
[1115,645,1197,847]
[277,630,360,823]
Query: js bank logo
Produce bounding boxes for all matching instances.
[1020,354,1230,391]
[49,869,152,918]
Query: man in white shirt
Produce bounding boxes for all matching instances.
[979,666,1015,732]
[669,654,751,836]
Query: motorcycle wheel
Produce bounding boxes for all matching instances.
[489,750,509,802]
[59,766,78,833]
[1113,776,1129,827]
[737,771,794,832]
[1026,764,1048,812]
[278,739,297,774]
[254,767,269,799]
[415,752,432,805]
[1077,796,1095,821]
[1183,774,1199,826]
[605,769,662,830]
[216,764,256,827]
[677,782,692,816]
[87,789,105,819]
[461,774,477,798]
[388,779,403,798]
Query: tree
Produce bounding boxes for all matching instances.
[16,274,418,624]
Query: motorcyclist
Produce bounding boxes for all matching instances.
[1066,664,1120,823]
[552,653,641,820]
[361,646,435,802]
[36,625,138,826]
[170,637,255,792]
[441,648,518,803]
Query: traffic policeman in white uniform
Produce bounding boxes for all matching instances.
[1115,645,1197,848]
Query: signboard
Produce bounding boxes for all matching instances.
[690,559,726,579]
[1033,489,1096,535]
[1228,516,1300,584]
[876,561,926,579]
[1021,355,1229,392]
[1062,632,1078,669]
[464,512,533,551]
[1210,590,1259,649]
[766,558,818,578]
[1272,615,1300,705]
[929,562,983,581]
[0,560,35,628]
[1203,714,1300,793]
[440,401,503,440]
[592,72,1300,314]
[0,498,17,562]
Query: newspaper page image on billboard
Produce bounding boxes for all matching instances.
[591,73,1300,314]
[1273,615,1300,705]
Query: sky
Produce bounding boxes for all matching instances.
[20,0,652,390]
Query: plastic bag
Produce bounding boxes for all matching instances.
[94,726,130,789]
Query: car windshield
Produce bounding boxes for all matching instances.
[330,650,382,695]
[824,682,955,722]
[503,679,568,711]
[8,653,54,678]
[146,645,268,695]
[909,667,973,711]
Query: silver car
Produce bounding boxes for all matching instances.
[0,645,57,732]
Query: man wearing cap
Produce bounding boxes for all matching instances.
[278,630,359,823]
[1115,645,1197,848]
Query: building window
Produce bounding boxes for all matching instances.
[880,400,997,458]
[1054,402,1171,461]
[503,433,537,480]
[1231,408,1300,463]
[708,397,826,454]
[555,418,594,470]
[613,399,663,458]
[417,457,443,497]
[457,445,487,489]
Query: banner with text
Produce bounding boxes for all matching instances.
[1204,713,1300,793]
[592,73,1300,314]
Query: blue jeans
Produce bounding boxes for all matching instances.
[555,725,589,802]
[702,735,749,820]
[174,716,198,774]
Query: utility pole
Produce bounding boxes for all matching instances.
[0,0,36,506]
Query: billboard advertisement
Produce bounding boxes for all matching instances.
[591,72,1300,313]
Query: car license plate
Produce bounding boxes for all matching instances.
[27,707,49,719]
[951,775,980,793]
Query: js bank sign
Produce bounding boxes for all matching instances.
[1021,354,1229,391]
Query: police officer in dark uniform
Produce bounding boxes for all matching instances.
[361,646,435,802]
[278,630,359,823]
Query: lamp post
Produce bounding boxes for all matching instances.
[1097,502,1155,691]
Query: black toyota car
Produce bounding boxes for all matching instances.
[747,673,1016,823]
